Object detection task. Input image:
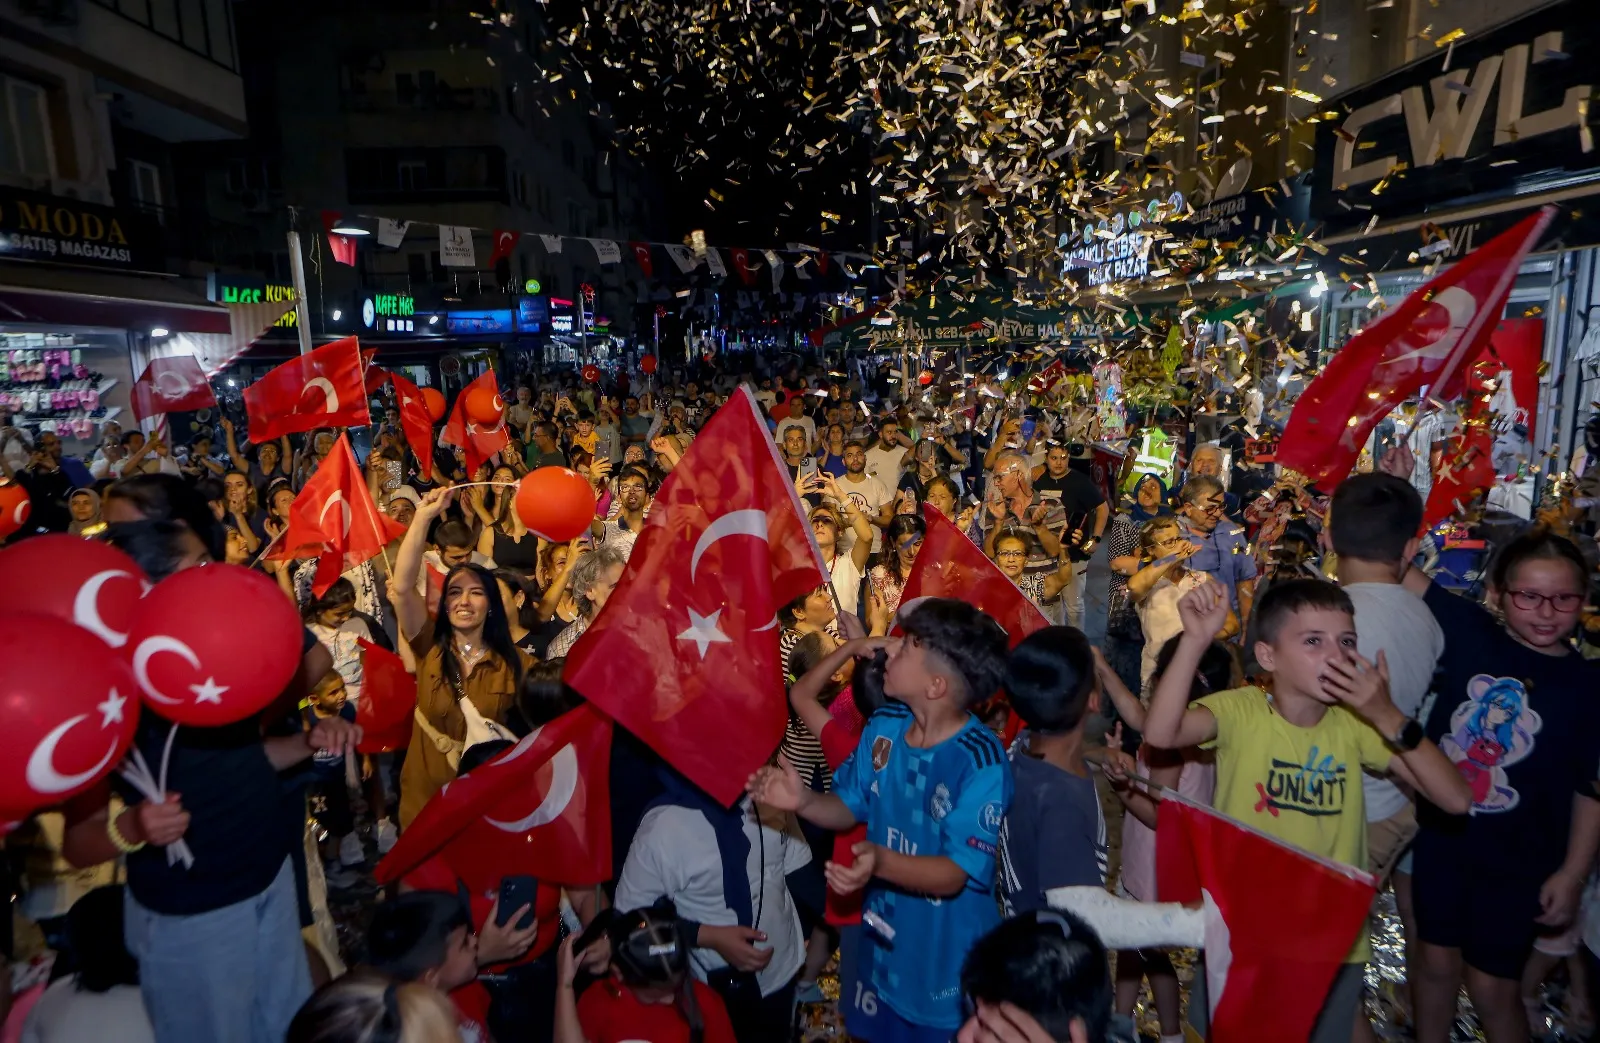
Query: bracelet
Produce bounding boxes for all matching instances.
[106,809,147,854]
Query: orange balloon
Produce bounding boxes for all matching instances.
[0,481,30,540]
[420,387,447,422]
[515,467,597,542]
[464,384,504,426]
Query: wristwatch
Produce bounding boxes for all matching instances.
[1389,716,1425,752]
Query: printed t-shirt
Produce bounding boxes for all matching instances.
[1416,584,1600,886]
[831,702,1011,1029]
[1196,685,1392,960]
[576,978,737,1043]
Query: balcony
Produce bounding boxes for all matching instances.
[340,86,503,116]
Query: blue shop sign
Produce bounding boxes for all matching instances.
[516,296,548,331]
[446,309,514,334]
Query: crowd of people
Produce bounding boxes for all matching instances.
[0,352,1597,1043]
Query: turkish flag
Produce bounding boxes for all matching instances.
[360,346,389,394]
[130,355,216,421]
[389,370,438,482]
[356,639,415,754]
[321,210,357,266]
[1421,318,1544,530]
[900,503,1049,650]
[564,387,827,806]
[730,247,759,286]
[374,703,614,887]
[1156,792,1375,1043]
[441,370,509,479]
[489,229,520,267]
[242,336,369,442]
[1277,207,1554,489]
[265,433,405,596]
[631,242,654,277]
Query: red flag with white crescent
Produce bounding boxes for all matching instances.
[131,356,216,421]
[242,336,369,442]
[631,242,654,277]
[489,229,521,267]
[374,703,613,887]
[441,370,509,479]
[1277,207,1553,489]
[266,433,404,596]
[389,370,438,483]
[899,503,1049,650]
[564,387,826,805]
[356,639,415,755]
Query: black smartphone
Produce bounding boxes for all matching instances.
[497,875,538,930]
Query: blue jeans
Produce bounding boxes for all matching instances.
[124,857,312,1043]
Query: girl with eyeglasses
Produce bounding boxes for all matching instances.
[1400,529,1600,1043]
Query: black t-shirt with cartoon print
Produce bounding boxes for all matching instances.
[1414,583,1600,883]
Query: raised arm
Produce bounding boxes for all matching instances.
[393,487,451,641]
[221,417,248,471]
[1143,585,1225,749]
[790,636,887,741]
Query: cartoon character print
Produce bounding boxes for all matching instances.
[1439,674,1541,813]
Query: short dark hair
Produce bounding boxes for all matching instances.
[1152,636,1238,702]
[364,892,472,983]
[576,409,595,422]
[1488,528,1589,594]
[533,421,558,441]
[960,910,1113,1043]
[780,588,814,626]
[842,439,868,453]
[1253,578,1354,645]
[899,598,1008,707]
[1329,474,1422,564]
[107,472,227,562]
[1004,626,1095,733]
[432,519,474,550]
[514,659,585,732]
[304,577,358,622]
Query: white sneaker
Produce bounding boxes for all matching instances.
[375,819,398,855]
[338,832,365,867]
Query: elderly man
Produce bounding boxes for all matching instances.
[978,451,1067,620]
[1175,474,1256,623]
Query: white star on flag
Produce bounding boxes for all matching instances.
[676,608,733,659]
[189,677,230,705]
[97,689,127,728]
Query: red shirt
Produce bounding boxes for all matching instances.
[450,982,493,1043]
[820,718,867,926]
[404,853,565,964]
[577,978,737,1043]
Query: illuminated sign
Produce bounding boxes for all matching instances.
[524,278,542,294]
[446,309,514,334]
[1058,192,1184,287]
[209,273,297,327]
[364,293,416,332]
[550,313,574,333]
[516,296,548,331]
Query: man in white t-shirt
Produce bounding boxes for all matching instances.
[1329,467,1445,1022]
[834,440,894,553]
[773,395,817,451]
[864,417,909,484]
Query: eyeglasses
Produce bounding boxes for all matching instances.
[996,549,1026,559]
[1192,500,1225,515]
[1507,589,1584,613]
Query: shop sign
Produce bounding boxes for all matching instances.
[363,293,416,332]
[1059,192,1184,286]
[0,188,160,271]
[550,313,574,333]
[446,309,513,334]
[516,296,548,331]
[208,273,297,327]
[1312,0,1600,225]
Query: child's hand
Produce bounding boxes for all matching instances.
[1320,650,1392,720]
[1176,579,1229,638]
[478,896,538,966]
[825,841,877,895]
[1538,868,1586,927]
[557,934,581,988]
[747,756,808,812]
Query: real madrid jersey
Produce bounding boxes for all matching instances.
[832,702,1012,1030]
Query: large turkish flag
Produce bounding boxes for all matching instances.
[242,336,369,441]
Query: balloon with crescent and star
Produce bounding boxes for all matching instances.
[0,613,139,812]
[0,535,147,650]
[0,480,31,540]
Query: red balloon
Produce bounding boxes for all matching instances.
[640,354,658,375]
[918,372,933,386]
[0,613,139,813]
[464,384,504,426]
[581,364,601,384]
[0,536,146,650]
[0,480,30,540]
[421,387,448,422]
[126,565,303,727]
[515,467,597,542]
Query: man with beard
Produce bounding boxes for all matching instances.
[833,440,894,554]
[864,417,909,484]
[601,466,652,558]
[1031,443,1107,629]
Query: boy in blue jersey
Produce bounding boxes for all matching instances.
[749,598,1012,1043]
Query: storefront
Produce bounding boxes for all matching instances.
[1309,0,1600,493]
[0,187,229,464]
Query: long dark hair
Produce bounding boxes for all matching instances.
[105,473,227,562]
[883,513,926,584]
[432,563,523,694]
[606,901,704,1043]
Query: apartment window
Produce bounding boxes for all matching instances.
[397,160,427,192]
[0,77,55,181]
[129,160,163,210]
[90,0,237,71]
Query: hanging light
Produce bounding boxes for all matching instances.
[330,218,371,236]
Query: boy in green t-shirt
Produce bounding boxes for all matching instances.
[1143,577,1471,1043]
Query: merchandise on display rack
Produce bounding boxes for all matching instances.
[0,329,134,461]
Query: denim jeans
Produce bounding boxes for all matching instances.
[124,857,312,1043]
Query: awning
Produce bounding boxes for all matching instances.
[0,263,231,334]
